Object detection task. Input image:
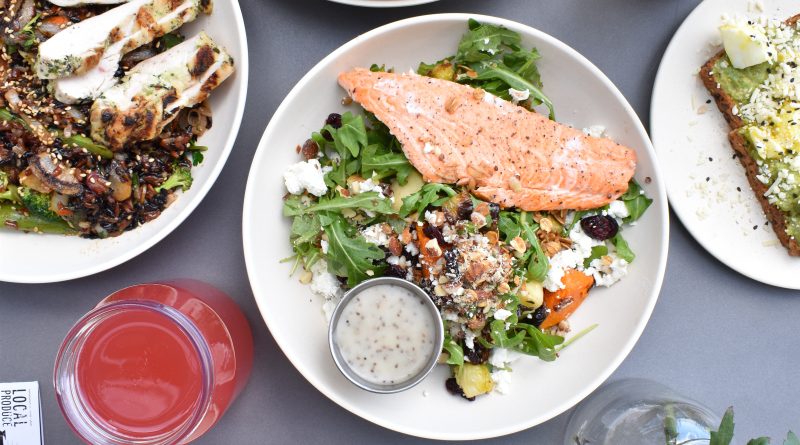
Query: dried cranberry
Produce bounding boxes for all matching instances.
[580,215,619,240]
[445,377,475,402]
[423,224,446,246]
[488,202,500,220]
[465,340,490,364]
[325,113,342,129]
[456,198,474,220]
[443,249,460,278]
[522,305,550,328]
[384,264,406,278]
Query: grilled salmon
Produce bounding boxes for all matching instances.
[338,68,637,211]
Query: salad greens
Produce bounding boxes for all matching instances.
[419,18,555,119]
[282,18,654,400]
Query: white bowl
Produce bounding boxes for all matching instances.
[0,1,248,284]
[328,0,439,8]
[243,13,668,440]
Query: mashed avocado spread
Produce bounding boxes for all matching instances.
[715,19,800,240]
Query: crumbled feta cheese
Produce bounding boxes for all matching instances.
[491,369,512,394]
[586,254,629,287]
[464,329,476,350]
[493,308,513,321]
[320,239,329,254]
[349,176,384,197]
[582,125,607,138]
[283,159,329,197]
[361,224,389,246]
[488,347,524,369]
[607,200,630,220]
[508,88,530,104]
[405,242,419,256]
[543,224,603,292]
[309,261,343,321]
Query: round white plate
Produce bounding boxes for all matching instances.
[243,13,668,440]
[328,0,438,8]
[0,1,248,284]
[651,0,799,289]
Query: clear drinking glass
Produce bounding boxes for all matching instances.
[564,379,721,445]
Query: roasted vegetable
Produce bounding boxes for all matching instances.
[540,269,594,330]
[155,167,193,193]
[18,187,60,222]
[454,363,494,398]
[0,203,75,234]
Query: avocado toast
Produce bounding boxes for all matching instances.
[700,14,800,256]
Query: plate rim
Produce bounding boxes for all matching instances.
[0,1,250,284]
[243,12,669,440]
[327,0,438,8]
[649,0,800,290]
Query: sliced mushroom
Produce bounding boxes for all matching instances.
[29,152,83,195]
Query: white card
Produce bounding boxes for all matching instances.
[0,382,43,445]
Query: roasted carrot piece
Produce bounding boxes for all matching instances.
[540,269,594,329]
[415,224,442,279]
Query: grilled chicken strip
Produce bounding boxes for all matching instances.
[90,32,233,149]
[338,68,637,211]
[37,0,211,103]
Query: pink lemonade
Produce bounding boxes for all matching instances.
[55,280,253,445]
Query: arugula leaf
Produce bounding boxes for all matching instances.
[456,18,521,63]
[489,319,526,349]
[283,195,308,217]
[333,112,368,158]
[323,213,386,286]
[399,183,457,218]
[621,180,653,223]
[519,212,549,282]
[710,407,735,445]
[360,144,413,185]
[472,62,555,120]
[612,233,635,263]
[304,192,395,215]
[503,47,543,91]
[583,245,608,268]
[290,213,321,246]
[785,432,800,445]
[443,333,465,366]
[498,211,521,242]
[514,323,563,361]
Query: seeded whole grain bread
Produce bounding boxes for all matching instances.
[698,14,800,256]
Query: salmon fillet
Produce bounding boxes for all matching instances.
[338,68,637,211]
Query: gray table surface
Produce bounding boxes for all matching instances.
[2,0,799,443]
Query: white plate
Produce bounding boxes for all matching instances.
[0,1,248,284]
[651,0,799,289]
[243,14,668,440]
[328,0,438,8]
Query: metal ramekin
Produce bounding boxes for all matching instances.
[328,277,444,394]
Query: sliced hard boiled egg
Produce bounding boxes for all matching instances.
[719,24,771,69]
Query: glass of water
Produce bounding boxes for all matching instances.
[564,379,721,445]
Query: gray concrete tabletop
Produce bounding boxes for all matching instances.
[2,0,799,443]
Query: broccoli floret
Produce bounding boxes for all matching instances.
[18,187,61,222]
[0,171,20,203]
[155,167,193,193]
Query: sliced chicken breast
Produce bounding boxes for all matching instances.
[90,32,233,149]
[36,0,210,85]
[338,68,637,211]
[47,0,130,7]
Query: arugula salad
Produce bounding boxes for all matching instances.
[282,20,652,399]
